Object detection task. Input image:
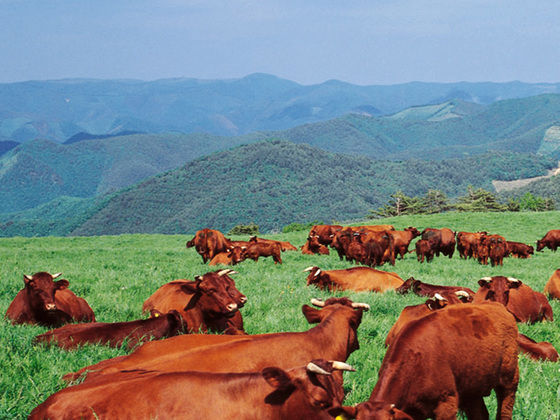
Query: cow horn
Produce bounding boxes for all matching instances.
[507,277,520,282]
[351,302,370,311]
[306,362,331,376]
[455,290,470,297]
[311,298,326,307]
[226,270,238,275]
[195,275,203,281]
[217,270,230,277]
[480,277,492,281]
[52,272,62,279]
[24,274,33,281]
[434,293,446,301]
[303,267,316,272]
[332,361,356,372]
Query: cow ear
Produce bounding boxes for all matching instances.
[478,278,491,288]
[262,367,293,390]
[55,279,69,290]
[180,281,199,295]
[150,309,162,318]
[301,305,322,324]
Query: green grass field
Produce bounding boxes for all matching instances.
[1,212,559,419]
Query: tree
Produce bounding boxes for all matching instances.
[368,191,422,218]
[420,189,452,214]
[455,186,507,212]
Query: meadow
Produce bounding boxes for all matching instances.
[1,211,559,419]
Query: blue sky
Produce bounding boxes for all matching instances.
[1,0,559,85]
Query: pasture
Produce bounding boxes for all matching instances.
[1,211,559,419]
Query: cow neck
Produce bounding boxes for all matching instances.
[182,292,207,333]
[307,306,359,361]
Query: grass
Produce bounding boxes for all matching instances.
[1,211,559,419]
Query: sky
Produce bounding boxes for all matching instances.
[1,0,559,86]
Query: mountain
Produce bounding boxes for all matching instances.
[2,140,545,237]
[1,75,559,143]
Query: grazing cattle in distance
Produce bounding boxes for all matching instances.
[414,239,435,263]
[362,230,395,267]
[395,277,475,300]
[186,228,233,263]
[142,270,246,334]
[506,241,534,258]
[301,234,330,255]
[33,310,184,350]
[391,227,421,260]
[32,359,355,420]
[349,401,414,420]
[303,266,404,293]
[544,269,560,299]
[249,236,298,251]
[385,292,469,348]
[517,333,559,362]
[65,297,369,384]
[456,231,487,259]
[241,241,282,264]
[368,302,519,420]
[5,272,95,327]
[536,229,560,252]
[208,246,245,266]
[421,227,456,258]
[308,224,343,246]
[330,228,353,260]
[473,276,553,324]
[346,233,368,264]
[476,234,508,265]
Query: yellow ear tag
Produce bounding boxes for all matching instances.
[154,312,160,317]
[335,415,348,420]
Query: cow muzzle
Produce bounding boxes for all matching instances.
[226,303,238,313]
[45,303,57,312]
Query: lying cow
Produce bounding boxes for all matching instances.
[249,236,298,251]
[506,241,533,258]
[303,266,403,293]
[347,402,413,420]
[301,235,330,255]
[474,276,553,324]
[536,229,560,252]
[208,246,245,266]
[5,272,95,327]
[517,333,559,362]
[142,269,246,334]
[31,359,355,420]
[65,297,369,384]
[33,310,184,350]
[367,302,519,419]
[544,269,560,300]
[395,277,475,300]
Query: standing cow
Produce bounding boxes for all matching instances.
[5,272,95,327]
[536,229,560,252]
[421,227,455,258]
[186,228,233,263]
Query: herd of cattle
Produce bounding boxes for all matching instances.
[4,225,560,419]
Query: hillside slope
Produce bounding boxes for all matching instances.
[67,140,554,236]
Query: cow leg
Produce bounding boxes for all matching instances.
[433,395,459,420]
[494,385,517,420]
[461,396,489,420]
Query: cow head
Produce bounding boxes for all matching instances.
[536,240,545,252]
[227,246,245,265]
[303,266,330,289]
[23,272,68,315]
[404,226,420,238]
[475,276,522,306]
[349,401,414,420]
[262,359,355,418]
[395,277,415,294]
[182,270,245,319]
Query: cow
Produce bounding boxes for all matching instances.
[208,246,245,266]
[249,236,298,251]
[476,234,508,266]
[473,276,553,324]
[391,227,421,260]
[517,333,559,362]
[456,231,486,259]
[366,302,519,420]
[33,310,184,350]
[301,234,330,255]
[186,228,233,263]
[5,272,95,327]
[385,292,470,348]
[308,224,343,246]
[395,277,475,300]
[414,239,435,263]
[330,227,353,260]
[241,241,282,264]
[31,359,355,420]
[362,230,395,267]
[303,267,403,293]
[142,269,246,334]
[421,227,455,258]
[536,229,560,252]
[348,401,414,420]
[544,269,560,300]
[506,241,534,258]
[65,297,369,384]
[346,233,368,264]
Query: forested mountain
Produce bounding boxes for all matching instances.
[1,74,559,144]
[1,140,551,237]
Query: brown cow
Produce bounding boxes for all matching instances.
[249,236,298,251]
[31,359,355,420]
[142,269,246,333]
[421,227,455,258]
[395,277,475,299]
[363,230,395,267]
[208,246,245,266]
[304,266,403,293]
[473,276,553,324]
[241,241,282,264]
[309,224,343,246]
[385,292,469,348]
[517,333,559,362]
[544,269,560,299]
[33,310,184,350]
[506,241,534,258]
[346,233,368,264]
[456,231,486,259]
[330,227,353,260]
[536,229,560,252]
[367,302,519,420]
[65,297,369,384]
[301,234,330,255]
[349,401,414,420]
[391,227,421,260]
[414,239,435,263]
[5,272,95,327]
[186,228,233,263]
